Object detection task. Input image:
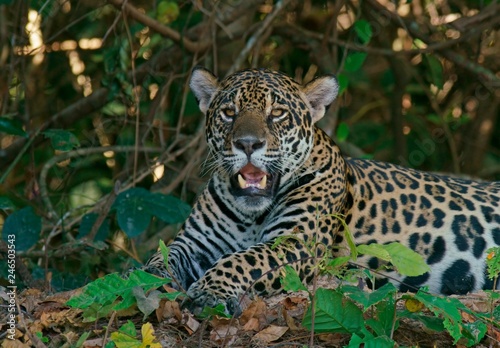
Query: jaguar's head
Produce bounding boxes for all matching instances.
[190,67,338,212]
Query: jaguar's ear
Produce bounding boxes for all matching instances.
[303,75,339,123]
[189,67,220,114]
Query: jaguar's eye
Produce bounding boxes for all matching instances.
[270,108,287,119]
[221,108,236,118]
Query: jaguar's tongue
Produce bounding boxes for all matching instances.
[237,163,268,189]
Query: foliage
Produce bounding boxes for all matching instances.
[0,0,498,345]
[66,269,181,321]
[110,321,161,348]
[279,240,500,347]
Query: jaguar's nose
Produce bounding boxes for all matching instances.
[233,137,266,157]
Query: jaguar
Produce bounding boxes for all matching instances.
[143,67,500,315]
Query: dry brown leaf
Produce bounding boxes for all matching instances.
[210,323,239,345]
[1,339,31,348]
[282,307,300,331]
[242,317,260,331]
[180,311,200,335]
[253,325,288,343]
[282,296,308,310]
[81,338,105,348]
[239,298,267,331]
[155,299,182,323]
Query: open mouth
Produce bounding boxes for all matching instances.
[229,163,278,197]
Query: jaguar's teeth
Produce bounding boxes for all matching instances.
[259,175,267,188]
[238,174,247,189]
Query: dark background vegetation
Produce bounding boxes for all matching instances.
[0,0,499,292]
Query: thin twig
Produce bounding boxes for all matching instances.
[228,0,292,74]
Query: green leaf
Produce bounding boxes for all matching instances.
[281,265,308,292]
[354,20,372,44]
[383,242,430,276]
[414,291,465,344]
[3,207,41,251]
[112,188,153,238]
[145,193,191,224]
[0,0,14,4]
[365,296,398,337]
[199,304,231,319]
[156,1,180,24]
[0,196,16,210]
[462,320,487,346]
[119,320,137,336]
[357,243,391,261]
[337,73,349,94]
[43,129,80,151]
[66,270,170,321]
[424,55,444,89]
[0,116,27,137]
[159,240,170,264]
[77,213,110,241]
[399,310,445,332]
[336,122,350,142]
[344,52,367,72]
[342,282,397,311]
[302,288,364,333]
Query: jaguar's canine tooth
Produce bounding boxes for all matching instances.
[238,174,247,188]
[259,175,267,188]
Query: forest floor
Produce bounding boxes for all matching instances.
[1,279,500,348]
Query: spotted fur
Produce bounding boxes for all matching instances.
[143,67,500,314]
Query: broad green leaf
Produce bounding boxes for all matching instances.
[302,288,364,333]
[325,256,350,269]
[112,188,153,237]
[43,129,80,151]
[365,296,398,337]
[77,213,110,241]
[357,243,391,261]
[383,242,430,276]
[344,52,367,72]
[66,270,169,316]
[462,321,487,346]
[414,291,465,343]
[0,116,27,137]
[424,55,444,89]
[145,193,191,224]
[81,301,115,322]
[342,282,397,311]
[0,196,16,210]
[336,122,350,142]
[354,20,372,44]
[281,265,308,292]
[0,0,14,4]
[399,310,445,332]
[3,207,41,251]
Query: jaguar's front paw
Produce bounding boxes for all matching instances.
[187,281,242,316]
